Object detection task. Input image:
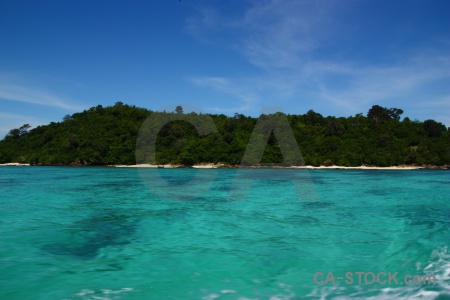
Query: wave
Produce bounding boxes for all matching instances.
[306,246,450,299]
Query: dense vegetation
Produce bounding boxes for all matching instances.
[1,102,449,167]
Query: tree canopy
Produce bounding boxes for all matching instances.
[0,102,449,167]
[367,105,404,123]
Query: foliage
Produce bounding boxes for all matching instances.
[423,119,447,137]
[175,105,183,114]
[367,105,403,124]
[0,103,449,166]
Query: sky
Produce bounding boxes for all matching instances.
[1,0,449,138]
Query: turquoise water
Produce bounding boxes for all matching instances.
[1,167,449,299]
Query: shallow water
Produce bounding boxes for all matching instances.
[0,167,449,299]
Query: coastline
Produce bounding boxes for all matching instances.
[1,162,448,170]
[113,163,226,169]
[113,163,448,170]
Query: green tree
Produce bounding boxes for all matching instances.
[423,119,446,137]
[175,105,183,114]
[367,105,403,124]
[19,124,32,136]
[7,128,21,138]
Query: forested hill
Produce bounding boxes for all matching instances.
[1,102,449,167]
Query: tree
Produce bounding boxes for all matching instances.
[7,128,20,138]
[304,110,324,126]
[5,124,31,138]
[175,105,183,114]
[19,124,32,136]
[368,105,389,123]
[367,105,403,124]
[387,108,403,121]
[324,120,345,136]
[423,119,447,137]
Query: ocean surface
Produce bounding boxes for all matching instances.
[0,167,449,299]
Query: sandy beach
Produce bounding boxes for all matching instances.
[1,162,443,169]
[113,164,175,168]
[290,165,423,170]
[113,163,427,170]
[114,163,219,168]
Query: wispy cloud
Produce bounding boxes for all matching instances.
[0,73,84,111]
[0,74,87,138]
[185,0,450,124]
[184,0,364,111]
[411,95,450,127]
[189,76,258,110]
[0,112,50,140]
[316,53,450,111]
[186,0,342,69]
[0,82,83,110]
[238,0,341,69]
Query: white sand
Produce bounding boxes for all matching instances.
[113,163,423,170]
[114,164,174,168]
[115,163,219,168]
[192,163,221,168]
[0,163,30,166]
[290,165,422,170]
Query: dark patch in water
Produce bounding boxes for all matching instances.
[287,215,320,224]
[397,205,450,230]
[41,213,138,259]
[337,210,355,219]
[426,180,450,185]
[212,185,230,192]
[96,182,123,187]
[145,207,188,218]
[158,169,199,185]
[41,240,129,259]
[74,180,141,193]
[366,189,390,196]
[302,201,334,209]
[191,196,230,202]
[309,178,325,185]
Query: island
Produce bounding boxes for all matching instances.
[0,103,449,169]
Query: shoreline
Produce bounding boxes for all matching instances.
[113,163,447,170]
[1,162,448,170]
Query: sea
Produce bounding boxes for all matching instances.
[0,167,449,299]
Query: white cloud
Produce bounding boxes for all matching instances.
[315,54,450,116]
[186,0,450,124]
[186,0,342,69]
[239,0,340,69]
[411,95,450,126]
[0,74,88,138]
[0,82,83,111]
[0,112,50,140]
[185,0,357,111]
[189,76,258,111]
[0,71,85,111]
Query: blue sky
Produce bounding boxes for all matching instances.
[1,0,449,138]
